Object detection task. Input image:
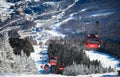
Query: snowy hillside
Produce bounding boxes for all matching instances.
[85,50,120,70]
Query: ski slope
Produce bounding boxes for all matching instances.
[31,45,50,73]
[85,50,120,70]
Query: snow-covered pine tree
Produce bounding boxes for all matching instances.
[63,62,114,76]
[0,32,38,74]
[0,32,14,73]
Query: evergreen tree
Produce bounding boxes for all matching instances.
[0,32,38,74]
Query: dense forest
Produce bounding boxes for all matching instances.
[9,38,34,57]
[98,39,120,59]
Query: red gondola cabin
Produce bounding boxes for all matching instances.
[86,34,100,49]
[49,57,58,66]
[58,64,64,71]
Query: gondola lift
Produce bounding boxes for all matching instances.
[85,21,101,49]
[49,56,58,66]
[58,64,64,71]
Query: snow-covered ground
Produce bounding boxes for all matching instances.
[0,72,118,77]
[85,50,120,70]
[31,45,50,73]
